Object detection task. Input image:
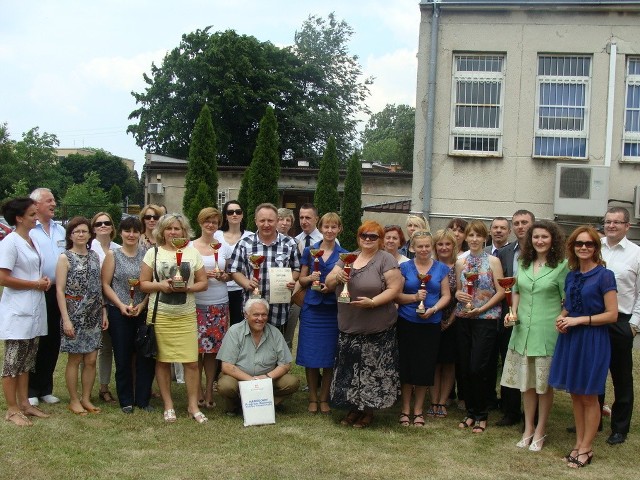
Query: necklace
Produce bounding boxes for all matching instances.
[536,261,546,268]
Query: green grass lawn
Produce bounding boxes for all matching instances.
[1,339,638,480]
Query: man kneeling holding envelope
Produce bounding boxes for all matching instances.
[217,298,300,415]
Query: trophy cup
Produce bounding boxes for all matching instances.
[415,273,432,314]
[170,237,190,288]
[310,249,325,291]
[338,253,359,303]
[127,278,139,308]
[249,254,266,299]
[464,271,479,312]
[209,240,222,273]
[498,277,518,326]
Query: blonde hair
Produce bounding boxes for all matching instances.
[406,214,429,231]
[153,213,193,245]
[432,228,459,260]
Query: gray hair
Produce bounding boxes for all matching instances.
[30,187,52,202]
[244,298,269,315]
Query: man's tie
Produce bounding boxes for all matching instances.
[305,235,312,248]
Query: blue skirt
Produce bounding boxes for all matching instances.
[548,324,610,395]
[296,303,338,368]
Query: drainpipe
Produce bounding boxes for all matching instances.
[604,42,616,167]
[422,1,440,221]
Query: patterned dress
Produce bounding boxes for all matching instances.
[60,250,103,354]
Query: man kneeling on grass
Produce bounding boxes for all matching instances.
[216,298,300,414]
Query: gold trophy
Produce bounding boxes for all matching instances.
[170,237,190,288]
[127,278,139,308]
[338,253,359,303]
[464,271,479,312]
[415,273,432,314]
[209,240,222,273]
[310,249,325,291]
[498,277,518,326]
[249,254,266,299]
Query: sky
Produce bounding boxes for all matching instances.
[0,0,420,174]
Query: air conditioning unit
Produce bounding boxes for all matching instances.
[148,183,164,195]
[553,164,609,217]
[634,185,640,219]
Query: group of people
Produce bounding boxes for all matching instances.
[1,191,638,470]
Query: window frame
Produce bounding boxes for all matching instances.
[449,53,506,157]
[623,56,640,162]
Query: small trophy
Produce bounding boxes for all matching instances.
[209,240,222,273]
[498,277,518,326]
[127,278,139,307]
[464,271,479,312]
[415,273,432,314]
[338,253,359,303]
[310,249,325,291]
[171,237,190,288]
[249,254,266,299]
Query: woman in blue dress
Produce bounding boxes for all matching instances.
[549,226,617,468]
[296,212,347,414]
[396,230,451,426]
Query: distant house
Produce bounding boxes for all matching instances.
[413,0,640,237]
[143,154,412,235]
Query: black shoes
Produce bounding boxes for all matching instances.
[606,433,627,445]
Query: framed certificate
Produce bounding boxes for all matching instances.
[268,267,293,304]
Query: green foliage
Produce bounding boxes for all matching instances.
[314,136,340,217]
[338,152,362,251]
[183,104,218,225]
[108,185,123,204]
[294,13,372,160]
[237,167,250,215]
[9,179,30,197]
[247,107,280,229]
[361,104,415,171]
[61,172,109,219]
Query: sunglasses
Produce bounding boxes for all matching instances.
[143,215,160,221]
[226,209,243,216]
[574,240,596,249]
[359,233,380,241]
[94,221,112,228]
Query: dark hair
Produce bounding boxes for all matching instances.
[119,216,143,233]
[447,217,469,252]
[606,206,630,223]
[512,210,535,223]
[520,220,565,269]
[299,203,318,216]
[65,216,94,250]
[566,226,604,271]
[220,200,246,233]
[1,197,35,226]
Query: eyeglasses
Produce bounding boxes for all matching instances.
[143,215,160,221]
[226,209,243,216]
[359,233,380,241]
[412,230,432,238]
[604,220,628,226]
[93,221,112,228]
[574,240,596,249]
[72,230,89,235]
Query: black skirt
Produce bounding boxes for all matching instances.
[397,317,440,386]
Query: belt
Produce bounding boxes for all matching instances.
[65,294,83,301]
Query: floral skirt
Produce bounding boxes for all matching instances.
[196,303,229,354]
[500,349,553,394]
[330,327,399,410]
[2,338,39,377]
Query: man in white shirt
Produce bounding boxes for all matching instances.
[28,188,66,406]
[600,206,640,445]
[484,217,510,255]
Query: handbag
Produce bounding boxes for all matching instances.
[291,283,307,307]
[136,246,159,358]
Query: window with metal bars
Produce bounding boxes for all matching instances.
[534,55,591,159]
[218,189,227,208]
[449,54,505,156]
[623,57,640,160]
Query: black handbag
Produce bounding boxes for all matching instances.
[136,246,159,358]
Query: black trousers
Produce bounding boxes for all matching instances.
[490,321,522,420]
[600,313,634,435]
[28,287,61,398]
[457,317,497,421]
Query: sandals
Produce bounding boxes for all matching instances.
[340,410,362,426]
[399,412,411,426]
[99,390,116,403]
[458,416,474,429]
[67,405,88,416]
[426,405,436,417]
[472,420,487,433]
[205,401,216,409]
[319,401,331,415]
[308,401,319,414]
[412,413,425,427]
[23,406,50,418]
[435,404,447,418]
[568,450,593,468]
[197,399,206,408]
[163,409,177,423]
[5,410,33,426]
[563,448,578,463]
[529,435,546,452]
[353,412,374,428]
[190,411,208,424]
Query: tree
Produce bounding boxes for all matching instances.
[247,107,280,229]
[294,13,372,159]
[339,152,362,251]
[314,136,340,217]
[61,172,109,219]
[361,104,416,171]
[237,167,250,214]
[106,185,123,228]
[11,127,64,195]
[183,104,218,231]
